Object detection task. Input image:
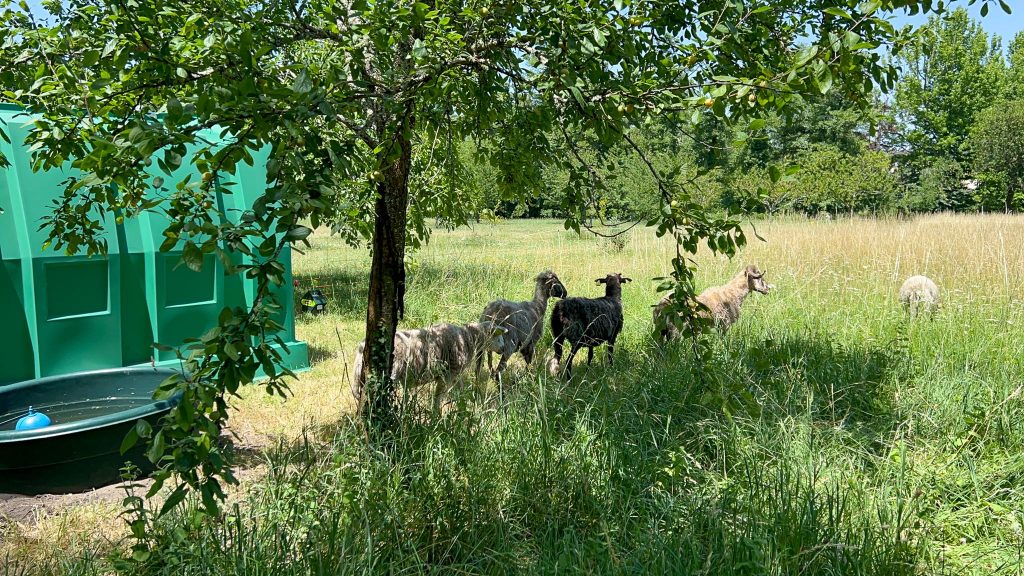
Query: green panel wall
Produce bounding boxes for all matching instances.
[0,105,309,386]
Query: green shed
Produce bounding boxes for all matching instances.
[0,105,308,386]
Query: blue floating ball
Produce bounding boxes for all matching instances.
[15,406,51,431]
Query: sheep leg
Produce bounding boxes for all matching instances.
[491,350,513,407]
[606,341,615,366]
[494,351,512,380]
[552,334,564,364]
[586,346,594,365]
[432,379,446,414]
[521,344,535,365]
[477,351,489,378]
[562,343,583,380]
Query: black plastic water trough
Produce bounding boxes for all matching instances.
[0,367,181,495]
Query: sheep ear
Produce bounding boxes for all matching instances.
[491,326,508,337]
[595,278,606,284]
[622,277,633,283]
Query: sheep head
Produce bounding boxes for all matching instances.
[537,270,568,299]
[479,322,508,354]
[594,273,633,286]
[745,265,773,294]
[595,273,632,299]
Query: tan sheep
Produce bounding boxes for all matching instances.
[653,265,773,341]
[899,275,939,318]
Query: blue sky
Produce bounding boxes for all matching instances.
[889,0,1024,44]
[23,0,1024,43]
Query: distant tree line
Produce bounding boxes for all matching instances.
[458,7,1024,221]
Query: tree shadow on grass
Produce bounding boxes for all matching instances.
[293,269,368,318]
[293,260,519,322]
[725,333,907,450]
[187,329,921,575]
[491,331,919,573]
[306,342,336,365]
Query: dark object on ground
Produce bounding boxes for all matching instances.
[300,289,329,315]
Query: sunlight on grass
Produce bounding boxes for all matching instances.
[4,214,1024,575]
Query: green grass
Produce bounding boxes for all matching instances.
[7,215,1024,575]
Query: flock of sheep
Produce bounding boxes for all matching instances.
[351,266,940,408]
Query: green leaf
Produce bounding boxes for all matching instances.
[292,70,312,94]
[814,62,833,94]
[159,235,178,252]
[200,481,221,516]
[163,149,182,171]
[794,45,818,67]
[182,241,203,272]
[166,96,183,121]
[120,425,139,454]
[286,225,312,240]
[132,549,151,562]
[844,31,862,49]
[159,484,189,517]
[135,419,152,439]
[568,86,586,108]
[823,7,851,19]
[146,430,165,464]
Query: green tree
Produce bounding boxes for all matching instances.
[785,144,897,214]
[0,0,966,519]
[971,100,1024,212]
[726,144,900,216]
[894,7,1005,165]
[1006,32,1024,100]
[901,157,969,212]
[744,91,870,166]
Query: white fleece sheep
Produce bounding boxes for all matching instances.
[351,321,507,410]
[899,275,939,318]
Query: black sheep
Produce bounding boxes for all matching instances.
[549,272,631,379]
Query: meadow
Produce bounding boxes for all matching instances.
[3,214,1024,575]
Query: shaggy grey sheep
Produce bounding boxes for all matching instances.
[479,270,568,382]
[548,272,631,380]
[653,265,773,341]
[899,275,939,318]
[351,321,507,410]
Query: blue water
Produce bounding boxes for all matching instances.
[0,397,153,432]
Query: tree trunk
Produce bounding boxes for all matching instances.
[358,118,413,434]
[1006,183,1017,213]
